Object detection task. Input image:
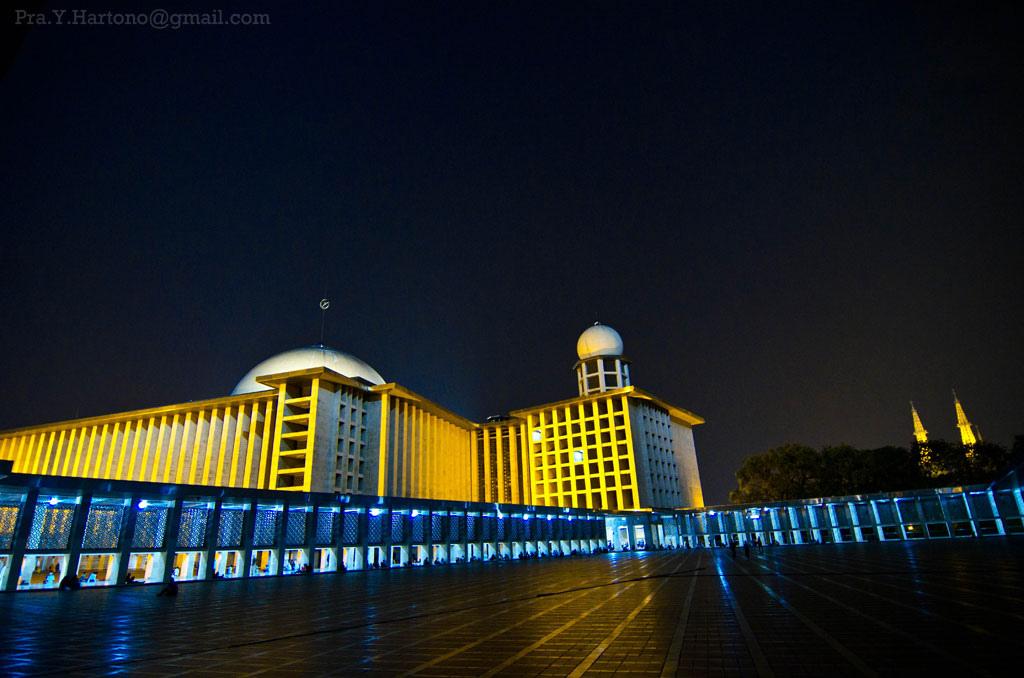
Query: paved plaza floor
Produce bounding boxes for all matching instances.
[1,538,1021,676]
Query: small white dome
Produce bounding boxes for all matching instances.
[576,323,624,360]
[232,345,385,394]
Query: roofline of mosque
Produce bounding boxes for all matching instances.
[508,385,705,427]
[370,382,480,429]
[255,366,376,390]
[0,389,278,437]
[0,361,704,437]
[246,367,483,429]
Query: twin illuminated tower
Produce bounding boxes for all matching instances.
[910,391,983,447]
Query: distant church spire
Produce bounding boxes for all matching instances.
[953,390,981,446]
[910,402,928,444]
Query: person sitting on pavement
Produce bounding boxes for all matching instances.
[157,578,179,597]
[59,573,81,591]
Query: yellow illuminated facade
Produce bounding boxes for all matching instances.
[0,325,705,510]
[0,391,278,488]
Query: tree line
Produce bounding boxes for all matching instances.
[729,436,1024,503]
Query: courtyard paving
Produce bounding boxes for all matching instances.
[1,538,1021,676]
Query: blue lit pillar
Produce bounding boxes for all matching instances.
[443,509,453,562]
[849,502,864,542]
[1013,487,1024,521]
[914,498,928,539]
[305,503,319,570]
[273,498,289,575]
[423,509,433,564]
[357,508,369,569]
[826,504,842,543]
[240,498,257,579]
[892,499,909,540]
[641,514,654,549]
[869,501,885,541]
[986,490,1006,536]
[65,492,93,580]
[769,509,783,545]
[626,515,638,549]
[162,498,184,583]
[203,499,222,580]
[788,507,803,544]
[3,487,38,591]
[332,504,346,571]
[460,511,470,561]
[807,506,821,543]
[383,508,394,567]
[114,496,140,585]
[935,494,954,538]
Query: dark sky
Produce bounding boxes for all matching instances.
[2,2,1022,504]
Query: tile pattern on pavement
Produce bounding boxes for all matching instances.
[1,538,1021,676]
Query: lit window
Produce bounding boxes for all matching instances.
[573,450,584,463]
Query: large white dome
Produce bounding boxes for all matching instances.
[232,345,385,394]
[576,323,624,360]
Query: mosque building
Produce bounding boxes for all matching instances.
[1,328,1020,592]
[0,324,705,512]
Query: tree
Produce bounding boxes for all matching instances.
[729,444,820,503]
[915,439,964,482]
[731,438,1021,504]
[864,446,922,492]
[915,439,1013,486]
[819,445,866,496]
[964,441,1012,484]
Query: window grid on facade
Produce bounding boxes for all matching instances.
[635,403,682,507]
[335,389,368,493]
[474,426,525,504]
[525,394,637,511]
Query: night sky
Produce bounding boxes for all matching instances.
[2,2,1022,504]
